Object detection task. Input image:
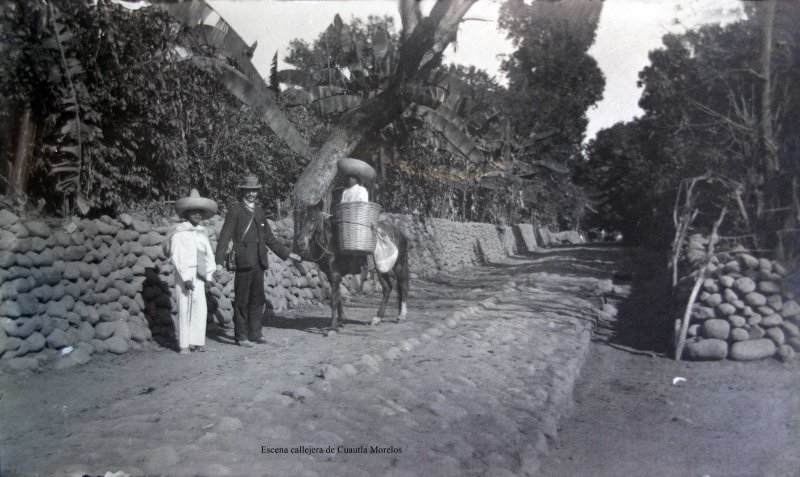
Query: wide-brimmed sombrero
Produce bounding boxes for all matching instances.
[237,175,262,190]
[337,158,376,184]
[175,189,218,220]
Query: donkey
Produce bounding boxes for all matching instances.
[294,204,409,329]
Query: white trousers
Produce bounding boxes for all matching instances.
[174,275,207,348]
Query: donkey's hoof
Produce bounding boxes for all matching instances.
[370,317,382,326]
[397,314,407,322]
[325,329,337,337]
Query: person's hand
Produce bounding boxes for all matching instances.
[214,264,225,279]
[184,280,195,290]
[289,253,302,263]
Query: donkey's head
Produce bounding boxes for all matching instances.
[293,203,331,262]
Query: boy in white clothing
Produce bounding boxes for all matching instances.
[167,189,218,354]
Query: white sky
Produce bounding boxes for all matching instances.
[206,0,744,142]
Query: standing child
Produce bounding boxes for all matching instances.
[167,189,218,354]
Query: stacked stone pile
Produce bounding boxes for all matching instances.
[682,242,799,361]
[384,215,511,275]
[0,211,157,372]
[0,208,536,373]
[0,211,327,373]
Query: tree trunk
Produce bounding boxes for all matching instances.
[759,0,777,177]
[8,105,35,202]
[291,0,478,210]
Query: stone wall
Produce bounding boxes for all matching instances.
[680,237,800,361]
[0,210,539,372]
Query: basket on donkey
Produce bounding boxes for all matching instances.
[332,201,382,255]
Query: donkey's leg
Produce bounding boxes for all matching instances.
[328,269,343,329]
[372,272,392,326]
[395,257,409,322]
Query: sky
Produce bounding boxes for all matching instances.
[205,0,744,142]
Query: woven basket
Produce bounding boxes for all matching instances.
[333,201,382,255]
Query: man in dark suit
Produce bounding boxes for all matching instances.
[214,175,301,347]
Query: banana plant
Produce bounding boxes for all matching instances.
[42,1,102,215]
[147,0,312,159]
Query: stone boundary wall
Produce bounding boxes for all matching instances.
[0,210,540,372]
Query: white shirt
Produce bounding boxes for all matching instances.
[341,184,369,203]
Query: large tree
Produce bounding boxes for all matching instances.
[584,1,800,255]
[498,0,605,228]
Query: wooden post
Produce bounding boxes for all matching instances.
[674,206,727,360]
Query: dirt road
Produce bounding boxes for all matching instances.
[539,250,800,477]
[2,246,623,477]
[3,245,797,477]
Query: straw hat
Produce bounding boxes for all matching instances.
[337,158,376,184]
[237,175,262,190]
[175,189,218,220]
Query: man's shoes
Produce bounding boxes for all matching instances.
[253,337,267,344]
[238,340,254,347]
[190,346,206,352]
[179,348,190,355]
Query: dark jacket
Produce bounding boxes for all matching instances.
[215,202,290,270]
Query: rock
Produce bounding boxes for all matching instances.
[759,281,781,295]
[744,292,767,307]
[685,339,728,360]
[719,275,736,288]
[702,278,719,293]
[715,303,736,317]
[723,288,739,303]
[0,301,22,318]
[45,300,68,319]
[765,327,785,346]
[730,339,777,361]
[0,209,19,227]
[761,314,783,327]
[777,345,796,362]
[16,294,39,316]
[95,322,116,340]
[779,300,800,319]
[782,321,800,338]
[772,262,789,276]
[687,324,700,337]
[748,325,766,340]
[788,337,800,353]
[702,319,731,340]
[738,253,759,270]
[767,294,783,312]
[105,336,129,354]
[46,328,72,349]
[703,294,723,307]
[4,357,41,373]
[757,306,775,317]
[25,331,46,352]
[113,321,131,341]
[730,328,749,342]
[728,315,746,328]
[733,277,756,295]
[77,321,95,341]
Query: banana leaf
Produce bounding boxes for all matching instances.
[404,104,485,165]
[311,94,362,116]
[192,57,310,157]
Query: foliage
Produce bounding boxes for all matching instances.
[1,0,308,217]
[497,0,605,229]
[583,4,800,254]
